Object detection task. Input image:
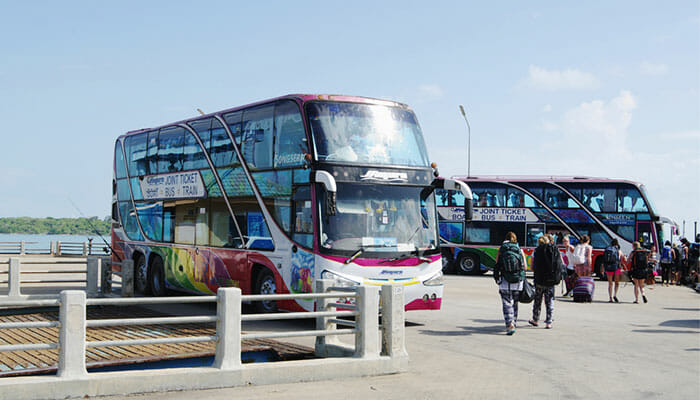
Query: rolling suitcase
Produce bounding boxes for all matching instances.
[573,276,595,303]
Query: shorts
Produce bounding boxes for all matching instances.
[606,269,621,277]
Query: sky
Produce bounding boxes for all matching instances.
[0,1,698,236]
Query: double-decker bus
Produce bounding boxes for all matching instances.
[438,175,675,279]
[111,94,472,312]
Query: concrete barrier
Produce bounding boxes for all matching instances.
[0,282,408,399]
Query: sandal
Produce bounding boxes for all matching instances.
[528,319,539,327]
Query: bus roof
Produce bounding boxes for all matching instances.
[450,175,643,186]
[123,94,409,136]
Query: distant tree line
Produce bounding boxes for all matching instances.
[0,216,110,235]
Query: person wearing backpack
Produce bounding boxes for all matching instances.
[628,241,651,303]
[679,238,690,284]
[659,241,675,286]
[688,235,700,285]
[493,231,526,335]
[671,243,682,285]
[603,239,624,303]
[573,235,593,277]
[528,235,562,329]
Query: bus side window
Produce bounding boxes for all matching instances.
[158,127,185,173]
[274,100,307,168]
[292,185,313,248]
[241,104,274,170]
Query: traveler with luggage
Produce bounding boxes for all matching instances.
[529,235,563,329]
[493,231,526,335]
[659,241,675,286]
[628,241,651,303]
[573,235,593,277]
[602,239,624,303]
[562,235,576,296]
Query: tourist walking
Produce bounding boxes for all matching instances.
[680,238,690,284]
[659,241,674,286]
[602,239,624,302]
[671,243,682,285]
[562,235,576,296]
[529,235,562,329]
[493,231,526,335]
[573,235,593,277]
[629,242,651,303]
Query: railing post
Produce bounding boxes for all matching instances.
[213,287,242,370]
[121,259,134,297]
[315,279,343,357]
[82,242,88,256]
[381,284,407,358]
[8,258,22,298]
[101,258,112,295]
[19,241,25,255]
[57,290,87,379]
[355,285,380,359]
[86,257,98,298]
[50,241,55,255]
[56,241,62,256]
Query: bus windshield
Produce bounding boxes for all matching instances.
[319,183,438,256]
[307,102,430,167]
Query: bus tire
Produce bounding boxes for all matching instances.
[595,258,606,281]
[441,249,454,274]
[457,253,480,275]
[254,268,278,313]
[149,256,166,297]
[134,254,148,294]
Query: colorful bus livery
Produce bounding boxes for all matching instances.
[438,176,674,278]
[112,94,473,312]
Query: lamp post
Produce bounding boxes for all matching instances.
[459,105,471,178]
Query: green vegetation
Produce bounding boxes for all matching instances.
[0,217,110,235]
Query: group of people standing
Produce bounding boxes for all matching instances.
[491,232,700,335]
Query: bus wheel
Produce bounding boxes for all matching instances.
[441,249,454,274]
[149,256,166,297]
[457,253,479,275]
[134,255,148,294]
[255,269,278,313]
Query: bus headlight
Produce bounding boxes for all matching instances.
[321,270,358,288]
[423,270,444,286]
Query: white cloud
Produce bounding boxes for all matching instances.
[524,65,600,91]
[417,84,444,100]
[640,61,669,76]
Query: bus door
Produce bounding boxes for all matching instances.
[636,221,654,249]
[526,223,545,248]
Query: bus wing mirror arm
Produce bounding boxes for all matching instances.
[314,170,337,216]
[443,179,473,221]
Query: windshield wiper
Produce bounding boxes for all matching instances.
[379,248,432,263]
[344,244,395,264]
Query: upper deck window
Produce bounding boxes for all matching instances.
[307,102,429,167]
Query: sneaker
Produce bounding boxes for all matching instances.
[642,295,648,303]
[528,319,539,327]
[608,299,613,303]
[633,300,639,304]
[545,323,552,329]
[506,324,516,335]
[613,296,619,303]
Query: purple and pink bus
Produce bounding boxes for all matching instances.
[111,94,473,312]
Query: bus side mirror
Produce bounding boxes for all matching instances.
[315,170,337,216]
[443,179,473,221]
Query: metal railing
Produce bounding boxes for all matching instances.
[0,241,111,256]
[0,279,405,385]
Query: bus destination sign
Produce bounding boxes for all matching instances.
[139,171,206,200]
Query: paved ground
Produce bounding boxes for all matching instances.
[101,273,700,400]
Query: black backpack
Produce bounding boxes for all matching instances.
[548,244,563,285]
[690,243,700,260]
[632,250,649,271]
[603,246,620,272]
[498,242,524,283]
